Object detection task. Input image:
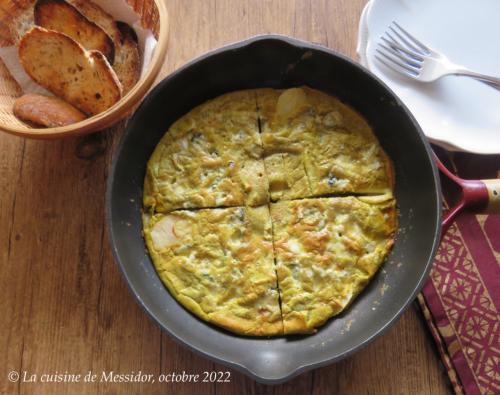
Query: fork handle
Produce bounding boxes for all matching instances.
[454,68,500,89]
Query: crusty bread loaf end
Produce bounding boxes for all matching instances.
[13,93,87,127]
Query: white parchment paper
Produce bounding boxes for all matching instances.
[0,0,157,95]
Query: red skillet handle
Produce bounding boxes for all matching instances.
[435,155,500,236]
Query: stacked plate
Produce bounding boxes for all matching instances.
[357,0,500,154]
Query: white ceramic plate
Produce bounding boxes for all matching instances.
[357,0,500,154]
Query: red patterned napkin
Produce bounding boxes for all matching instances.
[418,149,500,395]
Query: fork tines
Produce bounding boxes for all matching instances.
[375,21,429,77]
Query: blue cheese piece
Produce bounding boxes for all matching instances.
[144,90,269,212]
[143,206,283,336]
[256,87,393,199]
[270,196,396,334]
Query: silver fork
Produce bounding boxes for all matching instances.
[376,21,500,89]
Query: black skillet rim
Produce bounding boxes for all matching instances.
[106,34,443,384]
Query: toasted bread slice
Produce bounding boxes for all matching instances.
[67,0,121,43]
[34,0,115,64]
[13,93,86,127]
[67,0,141,93]
[114,22,141,93]
[11,4,35,45]
[19,27,122,115]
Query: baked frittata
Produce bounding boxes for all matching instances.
[144,90,268,212]
[143,87,397,336]
[143,205,283,336]
[256,87,393,199]
[270,196,396,334]
[256,88,312,201]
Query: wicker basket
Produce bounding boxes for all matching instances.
[0,0,169,138]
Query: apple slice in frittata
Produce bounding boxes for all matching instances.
[300,87,394,196]
[256,87,393,199]
[256,88,312,201]
[144,90,269,212]
[270,196,396,334]
[143,205,283,336]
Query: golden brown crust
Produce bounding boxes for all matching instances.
[10,3,35,45]
[282,313,316,335]
[67,0,121,43]
[67,0,141,94]
[34,0,115,64]
[114,21,141,94]
[13,93,86,127]
[19,26,122,115]
[209,312,283,336]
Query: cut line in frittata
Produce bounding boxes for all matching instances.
[142,87,397,336]
[143,205,284,336]
[254,86,394,201]
[269,196,396,334]
[143,90,269,213]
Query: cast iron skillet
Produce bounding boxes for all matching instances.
[106,35,442,384]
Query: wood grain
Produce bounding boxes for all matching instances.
[0,1,453,394]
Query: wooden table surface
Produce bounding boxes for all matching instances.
[0,1,453,394]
